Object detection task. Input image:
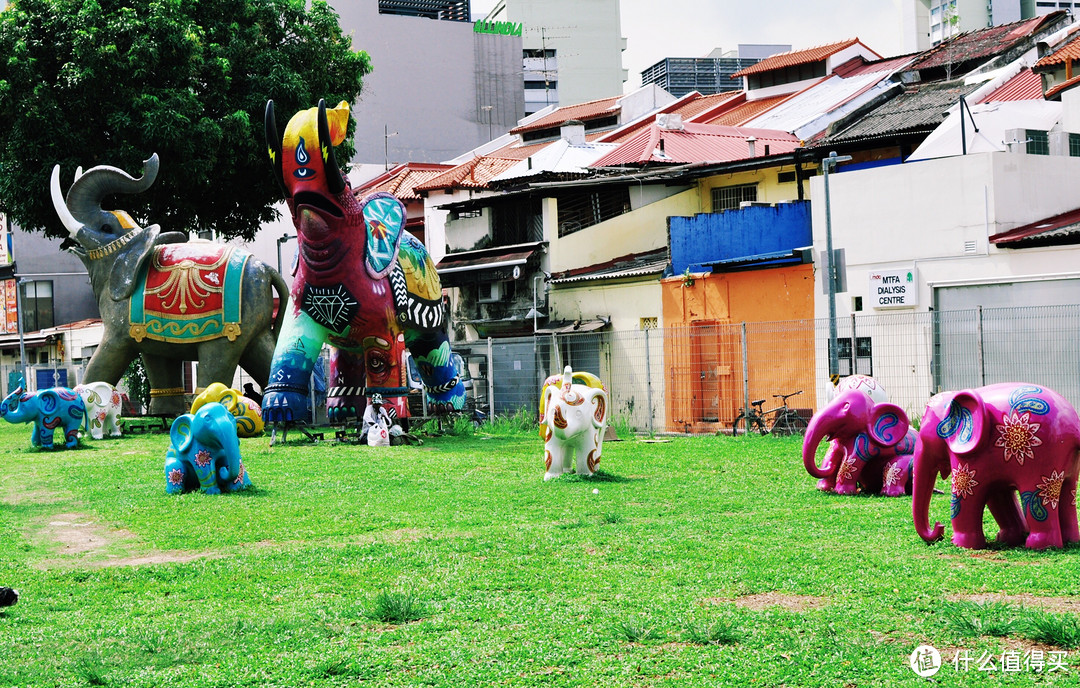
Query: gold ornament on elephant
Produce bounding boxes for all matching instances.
[147,253,228,314]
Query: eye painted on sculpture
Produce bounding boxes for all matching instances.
[293,168,315,179]
[366,349,393,383]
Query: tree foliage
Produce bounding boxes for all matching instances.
[0,0,371,240]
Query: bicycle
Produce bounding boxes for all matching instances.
[731,390,807,436]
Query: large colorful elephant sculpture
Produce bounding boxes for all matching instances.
[913,383,1080,550]
[0,384,86,450]
[165,401,251,495]
[803,388,916,496]
[261,100,465,423]
[541,366,609,480]
[191,382,264,438]
[50,156,289,416]
[75,381,123,440]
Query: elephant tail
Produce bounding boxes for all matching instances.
[269,269,290,340]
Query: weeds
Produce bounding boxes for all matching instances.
[684,619,741,645]
[366,590,426,624]
[611,619,664,643]
[73,653,109,686]
[1027,611,1080,649]
[943,601,1024,638]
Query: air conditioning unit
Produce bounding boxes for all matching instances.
[478,281,503,303]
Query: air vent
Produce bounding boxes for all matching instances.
[964,240,978,254]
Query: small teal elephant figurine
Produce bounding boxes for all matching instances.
[0,383,85,450]
[165,402,252,494]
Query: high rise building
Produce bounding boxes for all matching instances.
[482,0,627,115]
[902,0,1072,52]
[640,45,791,98]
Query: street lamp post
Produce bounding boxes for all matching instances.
[276,234,296,276]
[822,151,852,379]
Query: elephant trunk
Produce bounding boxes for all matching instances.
[0,388,21,421]
[197,410,242,483]
[51,156,159,239]
[912,437,946,543]
[802,414,835,480]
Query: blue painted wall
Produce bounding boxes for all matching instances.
[669,201,812,274]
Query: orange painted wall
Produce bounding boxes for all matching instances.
[661,264,817,432]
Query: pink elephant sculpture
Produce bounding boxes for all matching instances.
[803,388,916,496]
[541,366,609,480]
[817,375,892,491]
[913,383,1080,550]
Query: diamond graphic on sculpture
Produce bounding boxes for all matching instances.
[301,283,359,333]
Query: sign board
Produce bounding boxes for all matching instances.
[3,278,17,333]
[474,20,522,35]
[869,268,918,309]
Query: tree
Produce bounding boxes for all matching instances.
[0,0,371,241]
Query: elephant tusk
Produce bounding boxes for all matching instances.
[51,165,83,237]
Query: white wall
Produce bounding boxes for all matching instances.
[810,150,1080,321]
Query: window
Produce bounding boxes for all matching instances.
[1069,133,1080,157]
[524,81,557,90]
[21,280,53,332]
[711,184,757,212]
[556,187,632,237]
[451,208,481,220]
[835,336,872,376]
[640,317,658,330]
[1026,129,1049,155]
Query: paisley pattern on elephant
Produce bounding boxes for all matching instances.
[75,381,123,440]
[261,99,465,425]
[0,384,86,450]
[540,366,610,480]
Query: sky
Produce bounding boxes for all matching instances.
[473,0,906,92]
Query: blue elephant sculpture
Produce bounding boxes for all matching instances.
[0,384,86,450]
[165,401,252,494]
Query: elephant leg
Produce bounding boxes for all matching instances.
[327,347,366,424]
[263,310,327,423]
[35,423,53,449]
[107,409,123,437]
[165,454,189,494]
[1060,477,1079,544]
[142,355,187,416]
[544,435,568,480]
[1018,478,1065,550]
[83,340,137,387]
[833,455,861,495]
[239,331,277,390]
[403,329,465,412]
[575,431,600,476]
[195,346,244,393]
[64,422,81,449]
[952,486,990,549]
[986,490,1027,547]
[817,442,842,492]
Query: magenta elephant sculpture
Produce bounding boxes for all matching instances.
[817,375,892,490]
[913,383,1080,550]
[803,388,916,496]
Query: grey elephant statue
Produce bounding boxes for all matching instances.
[0,384,86,450]
[50,155,289,416]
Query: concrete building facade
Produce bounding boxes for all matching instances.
[903,0,1075,52]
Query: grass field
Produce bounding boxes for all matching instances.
[1,419,1079,687]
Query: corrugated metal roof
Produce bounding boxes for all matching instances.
[822,79,981,145]
[743,71,891,135]
[990,206,1080,245]
[731,39,863,77]
[591,122,799,167]
[549,249,669,285]
[599,91,742,144]
[691,93,791,126]
[909,14,1060,72]
[979,68,1043,103]
[509,95,621,135]
[493,139,620,181]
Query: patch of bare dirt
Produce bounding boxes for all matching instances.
[948,593,1080,615]
[702,593,830,612]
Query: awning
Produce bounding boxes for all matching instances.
[693,247,813,272]
[0,332,51,349]
[549,248,669,285]
[536,319,609,335]
[990,207,1080,247]
[436,242,544,287]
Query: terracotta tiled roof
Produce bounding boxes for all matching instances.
[1034,28,1080,70]
[910,14,1062,71]
[731,39,870,77]
[509,95,621,135]
[353,163,454,201]
[693,94,793,126]
[414,156,520,192]
[979,68,1043,103]
[591,122,799,167]
[1045,73,1080,100]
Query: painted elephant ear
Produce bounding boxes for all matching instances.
[360,192,405,279]
[108,226,163,302]
[170,414,195,453]
[590,389,609,428]
[868,403,910,447]
[937,390,986,456]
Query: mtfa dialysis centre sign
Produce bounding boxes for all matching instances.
[869,268,918,309]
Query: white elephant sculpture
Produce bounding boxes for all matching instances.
[540,366,609,480]
[75,381,123,440]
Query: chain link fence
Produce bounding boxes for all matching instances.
[456,304,1080,435]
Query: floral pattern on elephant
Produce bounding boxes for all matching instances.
[995,412,1042,465]
[1037,471,1065,510]
[164,402,251,495]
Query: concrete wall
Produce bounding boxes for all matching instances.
[810,150,1080,322]
[550,279,660,333]
[332,2,522,165]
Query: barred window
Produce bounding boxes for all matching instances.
[1026,130,1049,156]
[711,184,757,212]
[556,187,631,237]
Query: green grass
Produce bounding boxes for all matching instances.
[0,424,1078,686]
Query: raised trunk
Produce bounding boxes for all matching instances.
[802,414,835,479]
[912,438,946,542]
